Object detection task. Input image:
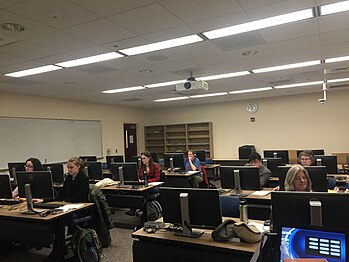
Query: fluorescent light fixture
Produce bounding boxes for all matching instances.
[102,86,145,94]
[4,65,62,77]
[119,35,203,56]
[145,80,184,88]
[197,71,250,81]
[189,92,228,98]
[324,55,349,63]
[202,9,313,39]
[274,81,323,89]
[327,77,349,83]
[229,87,272,94]
[252,60,320,73]
[320,0,349,16]
[154,96,189,102]
[56,52,123,68]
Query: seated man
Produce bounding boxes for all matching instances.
[185,150,203,188]
[246,152,271,187]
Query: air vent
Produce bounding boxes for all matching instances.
[325,67,349,74]
[121,98,143,102]
[268,79,294,86]
[329,84,349,89]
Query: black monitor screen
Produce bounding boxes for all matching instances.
[263,157,284,177]
[163,153,185,171]
[220,166,261,190]
[278,166,328,192]
[160,187,222,229]
[43,163,64,184]
[106,155,124,169]
[7,162,25,177]
[263,150,289,164]
[85,161,103,180]
[314,155,338,174]
[110,162,139,183]
[0,175,12,199]
[16,171,55,199]
[80,156,97,162]
[150,152,158,163]
[194,150,206,162]
[297,149,325,157]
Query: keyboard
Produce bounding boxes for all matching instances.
[33,202,62,209]
[0,199,23,205]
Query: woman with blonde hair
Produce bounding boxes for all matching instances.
[284,165,312,192]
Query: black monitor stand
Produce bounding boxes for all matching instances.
[118,166,125,186]
[23,184,36,215]
[169,157,175,174]
[173,193,204,238]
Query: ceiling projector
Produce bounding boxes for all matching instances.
[176,80,208,92]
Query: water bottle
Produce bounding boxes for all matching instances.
[239,199,248,223]
[143,171,148,187]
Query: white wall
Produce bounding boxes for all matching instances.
[2,89,349,161]
[145,89,349,158]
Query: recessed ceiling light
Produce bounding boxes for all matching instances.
[154,96,189,102]
[1,23,25,32]
[102,86,145,94]
[252,60,321,73]
[229,87,272,94]
[242,50,258,56]
[5,65,62,77]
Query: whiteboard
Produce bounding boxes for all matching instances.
[0,117,102,169]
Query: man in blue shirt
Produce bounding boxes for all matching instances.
[185,150,203,187]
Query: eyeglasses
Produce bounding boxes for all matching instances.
[25,165,34,168]
[300,158,311,161]
[141,157,147,160]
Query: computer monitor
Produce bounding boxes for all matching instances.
[43,163,64,184]
[160,187,222,229]
[272,191,349,261]
[163,153,185,171]
[194,150,206,162]
[0,175,12,199]
[85,161,103,180]
[297,149,325,157]
[16,171,55,200]
[110,162,139,183]
[280,225,347,262]
[7,162,25,178]
[262,157,285,177]
[79,156,97,162]
[106,155,124,169]
[263,150,289,164]
[150,152,158,163]
[271,191,349,232]
[277,166,328,192]
[219,166,261,190]
[314,155,338,174]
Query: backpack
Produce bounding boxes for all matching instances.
[71,226,102,262]
[146,200,162,221]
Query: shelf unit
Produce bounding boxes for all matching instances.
[144,122,213,160]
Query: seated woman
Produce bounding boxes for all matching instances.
[284,165,312,192]
[185,150,203,188]
[12,157,44,199]
[47,157,90,262]
[126,151,160,216]
[298,150,315,166]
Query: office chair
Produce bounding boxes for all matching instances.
[219,195,240,218]
[199,166,209,188]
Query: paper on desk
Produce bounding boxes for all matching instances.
[248,222,266,233]
[250,190,271,196]
[148,181,163,186]
[58,204,84,212]
[188,171,197,174]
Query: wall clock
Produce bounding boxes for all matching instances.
[246,102,258,114]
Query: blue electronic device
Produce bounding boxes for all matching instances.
[280,226,346,262]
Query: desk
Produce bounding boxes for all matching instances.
[205,163,221,180]
[100,183,163,222]
[0,202,93,246]
[132,220,261,262]
[164,171,200,187]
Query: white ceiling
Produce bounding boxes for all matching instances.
[1,0,349,109]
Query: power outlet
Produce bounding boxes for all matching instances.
[106,148,111,155]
